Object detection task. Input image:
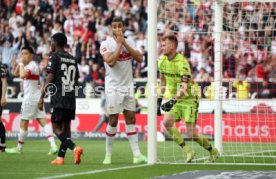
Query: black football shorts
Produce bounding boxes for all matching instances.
[51,108,76,123]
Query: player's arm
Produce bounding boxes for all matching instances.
[161,78,188,112]
[18,62,27,79]
[102,45,122,67]
[0,65,7,107]
[1,77,7,107]
[161,61,190,112]
[38,72,55,110]
[102,32,124,67]
[13,63,20,76]
[160,73,166,95]
[174,77,188,100]
[123,41,143,63]
[40,73,55,99]
[38,55,57,110]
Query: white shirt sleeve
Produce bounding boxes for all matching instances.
[100,41,112,56]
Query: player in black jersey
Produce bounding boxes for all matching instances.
[0,63,7,152]
[38,33,83,165]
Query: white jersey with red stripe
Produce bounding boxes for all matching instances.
[23,61,41,103]
[100,36,135,91]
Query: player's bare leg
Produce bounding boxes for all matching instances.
[103,114,118,164]
[186,124,219,163]
[6,120,29,154]
[0,119,6,152]
[163,114,195,163]
[37,119,58,155]
[51,121,83,165]
[124,110,147,164]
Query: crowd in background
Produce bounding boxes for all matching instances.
[0,0,275,99]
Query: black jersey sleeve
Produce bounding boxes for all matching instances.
[46,53,59,74]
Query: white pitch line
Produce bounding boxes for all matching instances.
[162,162,276,166]
[36,164,150,179]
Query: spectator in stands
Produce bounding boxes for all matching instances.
[0,31,25,69]
[205,78,214,100]
[233,79,250,100]
[139,45,147,78]
[195,68,210,82]
[0,0,275,100]
[78,57,90,83]
[255,61,268,82]
[258,80,272,98]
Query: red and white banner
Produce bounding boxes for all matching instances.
[2,113,276,142]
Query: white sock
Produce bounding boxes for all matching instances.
[105,124,116,156]
[0,143,6,147]
[126,124,141,157]
[17,129,27,150]
[43,124,56,147]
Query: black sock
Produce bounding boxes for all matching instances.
[0,122,6,144]
[58,143,67,158]
[179,141,185,148]
[57,132,76,151]
[207,146,212,151]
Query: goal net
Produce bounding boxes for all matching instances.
[156,0,276,164]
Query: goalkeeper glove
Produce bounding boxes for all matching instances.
[161,99,177,112]
[157,97,163,116]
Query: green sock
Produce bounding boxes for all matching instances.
[195,134,212,151]
[168,127,184,146]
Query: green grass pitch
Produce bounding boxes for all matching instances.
[0,140,275,179]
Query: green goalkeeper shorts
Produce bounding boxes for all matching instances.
[166,100,199,124]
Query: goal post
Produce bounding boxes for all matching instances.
[147,0,158,164]
[214,0,223,155]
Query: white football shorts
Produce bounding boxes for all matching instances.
[105,90,136,115]
[20,102,46,120]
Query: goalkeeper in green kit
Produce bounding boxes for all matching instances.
[157,35,219,163]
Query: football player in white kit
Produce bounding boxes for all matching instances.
[5,46,58,155]
[100,17,147,164]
